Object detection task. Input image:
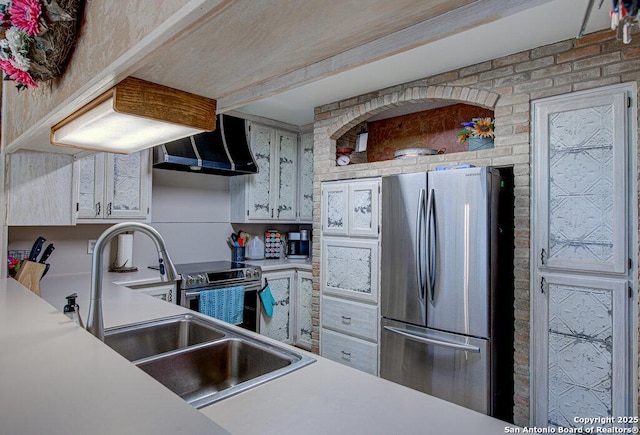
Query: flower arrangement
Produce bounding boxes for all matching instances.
[456,117,495,144]
[0,0,81,90]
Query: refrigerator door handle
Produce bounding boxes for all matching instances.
[425,188,436,302]
[416,188,426,302]
[383,326,480,353]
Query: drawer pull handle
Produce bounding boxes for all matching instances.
[341,315,352,323]
[340,350,351,360]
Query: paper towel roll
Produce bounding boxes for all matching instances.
[117,234,133,268]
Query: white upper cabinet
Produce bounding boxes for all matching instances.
[321,179,380,238]
[533,89,628,274]
[230,122,312,223]
[75,150,152,222]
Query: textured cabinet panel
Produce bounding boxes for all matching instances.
[296,271,313,350]
[534,90,627,274]
[322,184,349,235]
[298,132,314,222]
[321,295,378,341]
[260,271,294,344]
[7,151,76,226]
[322,238,379,303]
[534,273,627,429]
[111,152,142,213]
[247,124,274,220]
[348,181,379,237]
[107,151,151,219]
[276,130,297,220]
[321,328,378,375]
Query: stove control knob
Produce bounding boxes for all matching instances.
[197,274,207,285]
[253,269,261,279]
[185,275,195,287]
[245,269,253,279]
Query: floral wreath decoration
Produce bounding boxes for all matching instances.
[0,0,81,90]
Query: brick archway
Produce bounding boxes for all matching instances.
[327,85,500,140]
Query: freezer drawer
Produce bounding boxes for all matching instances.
[380,318,490,414]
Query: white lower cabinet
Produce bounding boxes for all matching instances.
[259,268,313,349]
[260,270,294,344]
[320,295,379,375]
[321,329,378,375]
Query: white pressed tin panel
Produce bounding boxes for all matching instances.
[321,183,349,236]
[348,180,380,237]
[533,273,627,428]
[260,271,294,344]
[321,237,379,303]
[276,130,298,220]
[296,271,313,349]
[247,123,274,220]
[298,132,314,222]
[533,88,628,274]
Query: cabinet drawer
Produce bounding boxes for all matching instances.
[321,329,378,375]
[321,295,378,341]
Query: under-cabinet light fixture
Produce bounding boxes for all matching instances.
[51,77,217,154]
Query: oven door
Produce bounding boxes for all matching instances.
[181,283,261,333]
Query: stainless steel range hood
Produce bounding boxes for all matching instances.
[153,114,257,176]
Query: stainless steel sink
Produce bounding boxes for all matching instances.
[104,315,225,362]
[104,314,315,408]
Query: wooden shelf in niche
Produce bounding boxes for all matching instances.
[335,103,494,165]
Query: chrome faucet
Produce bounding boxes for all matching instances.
[86,222,178,340]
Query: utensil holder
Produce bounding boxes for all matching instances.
[231,246,245,263]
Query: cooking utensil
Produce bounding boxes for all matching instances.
[38,243,55,263]
[28,237,46,262]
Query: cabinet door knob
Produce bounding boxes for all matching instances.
[96,202,101,216]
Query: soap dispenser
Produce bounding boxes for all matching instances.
[63,293,84,328]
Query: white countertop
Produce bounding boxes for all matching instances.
[2,270,516,434]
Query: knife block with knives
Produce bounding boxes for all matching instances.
[15,261,47,296]
[15,237,54,296]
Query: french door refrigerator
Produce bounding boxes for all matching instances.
[380,166,507,417]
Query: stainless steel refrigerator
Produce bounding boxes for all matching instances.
[380,166,511,417]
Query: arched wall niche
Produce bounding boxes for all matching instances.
[328,85,500,165]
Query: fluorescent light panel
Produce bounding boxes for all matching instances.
[52,98,206,153]
[51,77,217,154]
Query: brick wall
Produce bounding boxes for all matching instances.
[311,29,640,426]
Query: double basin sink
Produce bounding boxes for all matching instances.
[104,314,315,409]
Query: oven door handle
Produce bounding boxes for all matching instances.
[184,286,261,299]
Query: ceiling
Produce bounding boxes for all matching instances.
[133,0,611,128]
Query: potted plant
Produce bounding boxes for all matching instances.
[456,117,495,151]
